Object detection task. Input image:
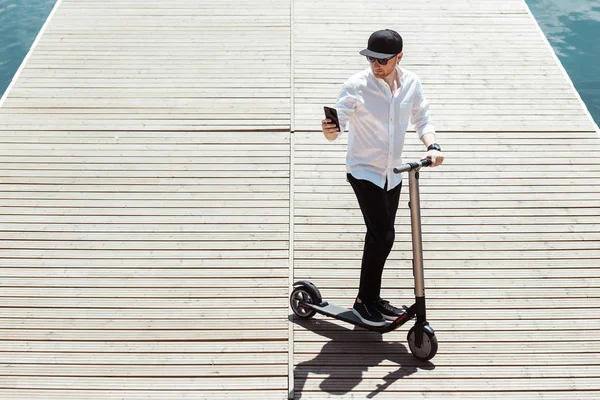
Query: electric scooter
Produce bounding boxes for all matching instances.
[290,158,438,361]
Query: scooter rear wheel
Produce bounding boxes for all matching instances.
[407,326,438,361]
[290,286,317,319]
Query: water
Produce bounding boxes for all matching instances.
[0,0,599,129]
[526,0,600,129]
[0,0,56,100]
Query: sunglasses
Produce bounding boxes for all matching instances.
[366,55,395,65]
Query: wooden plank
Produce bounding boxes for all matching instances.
[2,364,597,380]
[294,216,600,225]
[0,376,288,390]
[293,340,600,354]
[0,259,289,267]
[0,341,288,353]
[0,308,290,319]
[0,391,287,400]
[0,364,287,377]
[0,223,291,232]
[0,330,288,341]
[293,241,600,252]
[0,268,289,278]
[293,352,600,366]
[294,157,599,165]
[4,297,596,312]
[0,392,591,400]
[0,277,288,288]
[0,207,290,216]
[0,232,289,241]
[308,394,600,400]
[294,191,600,200]
[292,266,600,278]
[0,352,289,364]
[295,131,599,140]
[1,317,597,331]
[293,365,600,379]
[293,378,600,392]
[295,201,600,210]
[0,319,288,330]
[294,258,600,268]
[294,224,600,233]
[0,215,290,223]
[294,249,600,260]
[0,287,289,297]
[290,297,599,310]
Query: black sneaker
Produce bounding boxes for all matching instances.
[376,298,406,321]
[352,300,387,327]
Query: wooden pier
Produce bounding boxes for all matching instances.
[0,0,599,398]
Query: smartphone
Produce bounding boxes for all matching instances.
[323,106,341,131]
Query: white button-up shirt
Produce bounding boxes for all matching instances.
[330,66,435,190]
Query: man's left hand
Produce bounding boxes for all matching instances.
[425,150,444,167]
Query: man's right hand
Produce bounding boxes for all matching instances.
[322,118,340,141]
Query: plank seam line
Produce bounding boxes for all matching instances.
[288,1,295,399]
[290,0,295,134]
[522,0,599,136]
[288,131,295,400]
[297,129,599,134]
[0,0,64,109]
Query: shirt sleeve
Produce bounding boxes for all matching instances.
[411,78,436,138]
[329,82,358,141]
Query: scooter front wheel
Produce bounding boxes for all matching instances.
[407,325,438,361]
[290,286,317,319]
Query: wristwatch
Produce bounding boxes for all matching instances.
[427,143,442,152]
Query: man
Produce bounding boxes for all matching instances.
[321,29,444,327]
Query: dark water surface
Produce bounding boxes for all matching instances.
[526,0,600,129]
[0,0,56,100]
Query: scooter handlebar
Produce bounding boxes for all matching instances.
[393,158,432,174]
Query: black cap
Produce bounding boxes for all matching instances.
[359,29,403,58]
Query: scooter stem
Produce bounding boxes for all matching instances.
[408,169,425,299]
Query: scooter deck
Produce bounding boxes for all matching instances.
[309,302,407,332]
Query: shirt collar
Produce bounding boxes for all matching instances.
[368,66,405,90]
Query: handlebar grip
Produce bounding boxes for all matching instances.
[393,158,432,174]
[420,158,432,167]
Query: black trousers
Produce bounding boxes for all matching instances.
[347,173,402,302]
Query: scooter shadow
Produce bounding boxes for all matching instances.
[290,315,435,398]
